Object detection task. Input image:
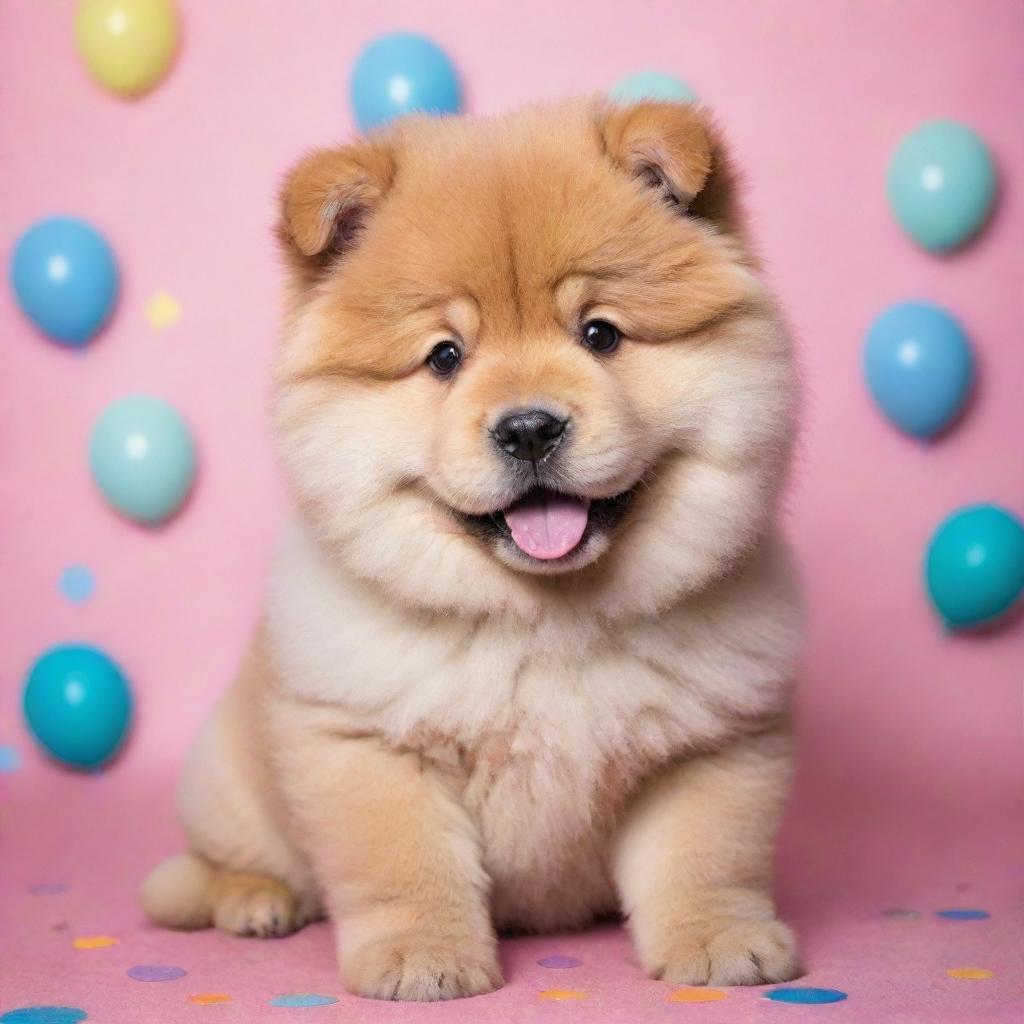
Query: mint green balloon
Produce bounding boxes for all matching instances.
[90,395,196,525]
[611,70,697,104]
[887,120,996,252]
[926,504,1024,629]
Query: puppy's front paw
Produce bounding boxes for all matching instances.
[636,889,800,987]
[343,930,502,1001]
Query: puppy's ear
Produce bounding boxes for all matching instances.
[277,139,396,278]
[599,101,742,234]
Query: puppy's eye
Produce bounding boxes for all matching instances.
[581,319,621,355]
[426,341,462,377]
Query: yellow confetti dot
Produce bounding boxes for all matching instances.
[188,993,233,1005]
[73,934,119,949]
[948,967,994,980]
[668,987,728,1002]
[145,290,181,329]
[539,988,588,1002]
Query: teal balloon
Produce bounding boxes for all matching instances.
[90,395,196,525]
[887,120,996,252]
[926,505,1024,629]
[24,644,133,769]
[611,70,697,104]
[864,301,974,438]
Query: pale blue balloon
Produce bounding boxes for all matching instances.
[90,395,196,525]
[10,215,119,347]
[864,301,973,438]
[352,32,461,132]
[887,121,996,252]
[610,70,697,104]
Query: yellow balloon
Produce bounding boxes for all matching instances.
[75,0,179,98]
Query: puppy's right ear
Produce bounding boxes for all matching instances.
[277,140,396,279]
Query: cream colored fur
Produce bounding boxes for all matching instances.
[141,98,803,1000]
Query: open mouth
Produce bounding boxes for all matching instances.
[457,485,637,562]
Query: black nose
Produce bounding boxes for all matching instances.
[492,409,568,463]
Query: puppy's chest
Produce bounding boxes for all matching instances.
[391,633,733,852]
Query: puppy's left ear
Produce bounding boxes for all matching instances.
[599,101,742,234]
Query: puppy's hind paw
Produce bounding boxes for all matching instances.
[211,874,302,938]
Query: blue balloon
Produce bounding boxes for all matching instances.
[90,395,197,525]
[887,121,996,252]
[610,70,697,104]
[926,505,1024,629]
[10,216,119,346]
[24,644,133,769]
[351,32,460,131]
[864,301,973,438]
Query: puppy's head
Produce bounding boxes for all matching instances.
[274,99,795,619]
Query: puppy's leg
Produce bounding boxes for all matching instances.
[141,630,322,937]
[612,727,799,986]
[274,715,500,1001]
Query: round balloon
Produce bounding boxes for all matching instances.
[10,216,119,347]
[351,32,460,131]
[24,644,133,769]
[75,0,179,98]
[863,301,973,439]
[90,395,197,524]
[926,505,1024,629]
[887,120,996,252]
[611,70,697,104]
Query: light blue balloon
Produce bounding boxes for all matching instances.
[864,301,973,438]
[351,32,461,132]
[24,643,133,769]
[926,505,1024,629]
[610,70,697,104]
[10,215,119,347]
[887,121,996,252]
[90,395,197,525]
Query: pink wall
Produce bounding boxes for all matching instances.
[2,1,1021,856]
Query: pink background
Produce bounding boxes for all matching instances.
[1,2,1021,1021]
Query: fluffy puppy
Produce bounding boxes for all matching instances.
[141,98,802,1001]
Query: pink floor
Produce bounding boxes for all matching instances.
[2,762,1020,1023]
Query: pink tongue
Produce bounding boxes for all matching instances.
[504,490,590,560]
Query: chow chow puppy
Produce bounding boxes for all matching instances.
[141,97,801,1001]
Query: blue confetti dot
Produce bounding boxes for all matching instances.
[269,994,339,1008]
[59,565,96,604]
[937,908,990,921]
[538,955,583,969]
[0,744,20,773]
[765,987,848,1004]
[0,1009,88,1024]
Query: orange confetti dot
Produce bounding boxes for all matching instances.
[539,988,588,1002]
[189,993,233,1005]
[73,935,119,949]
[947,967,994,980]
[668,987,728,1002]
